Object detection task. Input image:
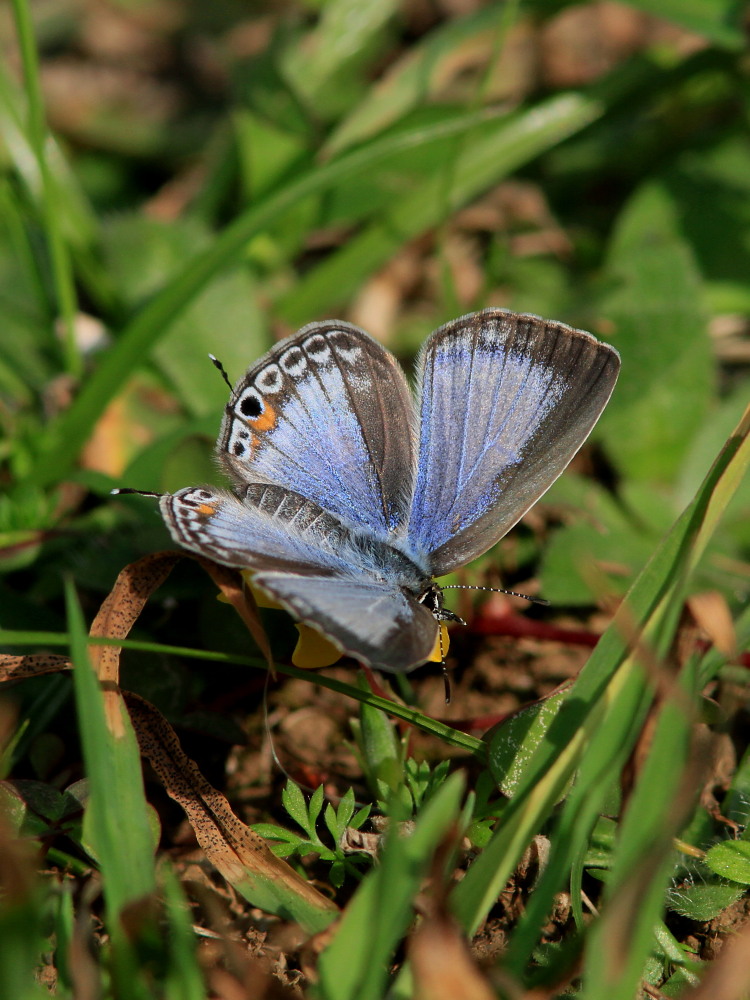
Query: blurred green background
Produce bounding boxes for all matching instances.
[1,1,749,995]
[2,0,748,622]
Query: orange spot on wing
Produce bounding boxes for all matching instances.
[196,503,217,516]
[248,401,277,432]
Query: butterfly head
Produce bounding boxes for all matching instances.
[417,581,466,626]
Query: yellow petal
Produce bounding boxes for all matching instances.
[427,623,450,662]
[292,623,342,669]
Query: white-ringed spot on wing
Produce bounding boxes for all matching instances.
[302,334,332,364]
[330,332,364,364]
[279,345,308,377]
[228,423,262,457]
[236,386,263,419]
[233,386,278,434]
[255,363,283,394]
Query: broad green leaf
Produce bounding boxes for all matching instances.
[598,181,713,482]
[666,880,744,920]
[489,688,569,798]
[665,135,750,315]
[101,215,268,417]
[704,841,750,885]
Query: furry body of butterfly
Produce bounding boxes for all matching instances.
[157,309,621,672]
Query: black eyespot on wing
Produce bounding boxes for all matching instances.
[240,395,262,418]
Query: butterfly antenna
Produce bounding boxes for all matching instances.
[209,354,233,391]
[442,584,550,607]
[110,487,164,498]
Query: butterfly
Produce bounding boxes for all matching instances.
[151,309,620,673]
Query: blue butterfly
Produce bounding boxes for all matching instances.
[157,309,620,672]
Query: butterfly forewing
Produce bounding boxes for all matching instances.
[218,321,417,537]
[408,309,621,576]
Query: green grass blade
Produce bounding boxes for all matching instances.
[314,771,465,1000]
[9,0,80,378]
[28,107,507,488]
[64,580,156,924]
[323,4,512,155]
[451,403,750,941]
[279,91,603,325]
[159,865,205,1000]
[1,627,484,754]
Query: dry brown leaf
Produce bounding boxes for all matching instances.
[197,558,274,669]
[687,591,738,660]
[0,653,71,683]
[89,551,182,685]
[89,551,182,736]
[125,692,337,915]
[410,908,495,1000]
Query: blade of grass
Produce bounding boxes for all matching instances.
[0,630,484,754]
[278,91,603,326]
[581,692,697,1000]
[451,402,750,941]
[323,4,514,156]
[9,0,80,378]
[314,771,466,1000]
[29,97,598,489]
[159,865,206,1000]
[65,577,157,988]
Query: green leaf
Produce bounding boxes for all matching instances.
[704,841,750,885]
[282,779,312,834]
[621,0,744,49]
[598,181,714,482]
[488,687,569,798]
[666,879,744,920]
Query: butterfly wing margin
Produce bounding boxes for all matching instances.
[218,321,417,537]
[408,309,621,576]
[251,572,439,673]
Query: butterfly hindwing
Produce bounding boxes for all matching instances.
[160,483,438,672]
[218,321,417,536]
[160,484,353,576]
[251,572,439,673]
[408,309,621,575]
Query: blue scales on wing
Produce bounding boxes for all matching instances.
[160,482,439,672]
[407,309,621,576]
[217,321,417,538]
